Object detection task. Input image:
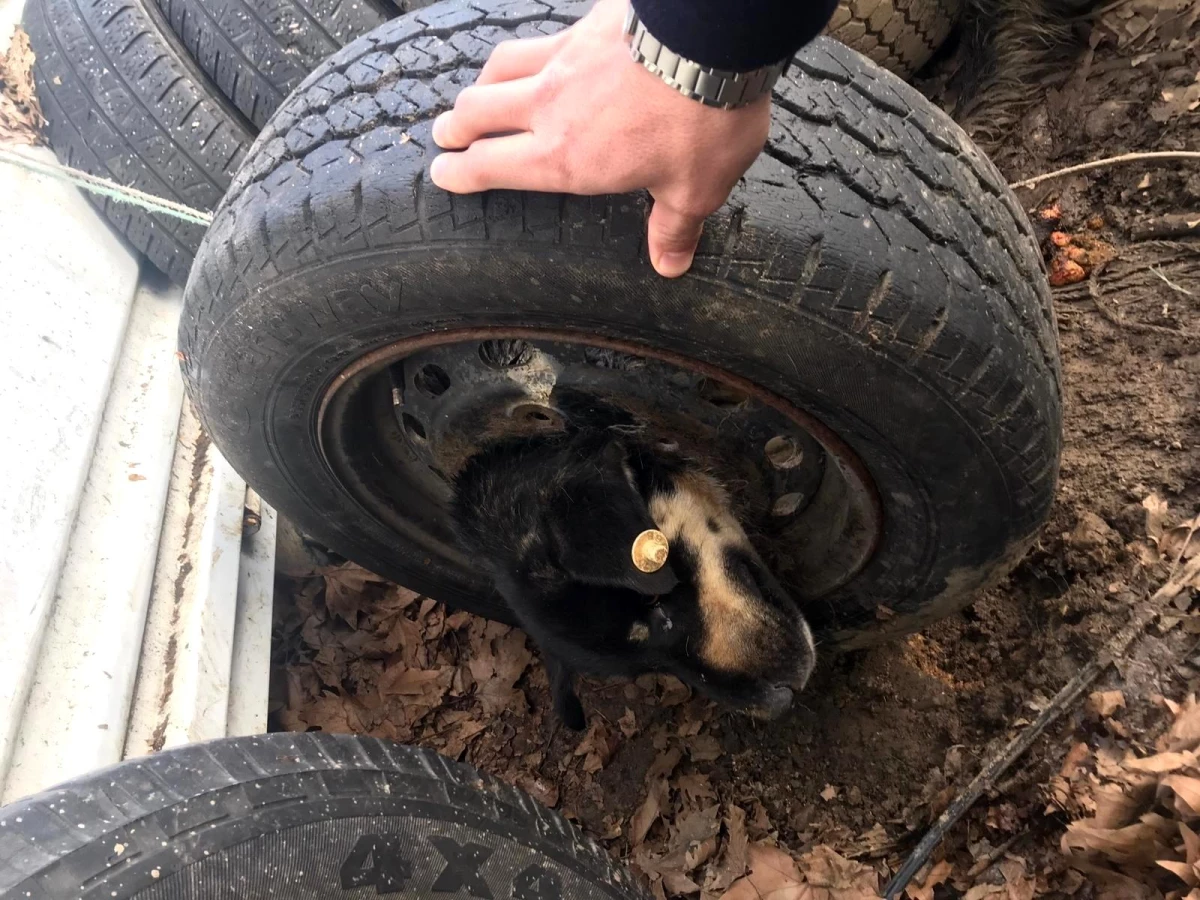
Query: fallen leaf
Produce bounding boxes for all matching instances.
[649,746,685,782]
[660,675,692,707]
[1145,494,1170,542]
[720,844,806,900]
[1068,861,1160,899]
[820,784,840,802]
[1092,781,1154,829]
[748,800,773,839]
[996,858,1034,900]
[677,772,717,806]
[1162,696,1200,751]
[795,844,880,898]
[1047,741,1092,813]
[0,27,45,145]
[631,777,670,847]
[619,707,639,739]
[378,665,449,698]
[1151,77,1200,123]
[1088,690,1127,719]
[688,733,723,763]
[1123,750,1197,774]
[962,886,1004,900]
[1162,519,1200,563]
[662,870,702,896]
[1061,813,1177,866]
[574,716,620,774]
[1161,773,1200,818]
[904,859,951,900]
[321,563,385,624]
[709,806,750,894]
[472,626,532,716]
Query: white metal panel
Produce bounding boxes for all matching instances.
[227,500,278,737]
[124,403,248,758]
[0,144,142,783]
[0,0,27,53]
[1,274,184,804]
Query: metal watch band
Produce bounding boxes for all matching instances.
[623,6,789,110]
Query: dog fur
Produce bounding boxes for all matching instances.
[452,429,816,730]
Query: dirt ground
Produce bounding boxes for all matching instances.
[271,3,1200,897]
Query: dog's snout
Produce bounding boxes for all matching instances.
[754,684,795,720]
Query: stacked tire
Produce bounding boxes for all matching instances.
[25,0,962,285]
[23,0,418,283]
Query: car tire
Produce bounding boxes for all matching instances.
[0,733,643,900]
[179,0,1061,648]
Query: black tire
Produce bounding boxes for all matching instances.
[150,0,401,129]
[827,0,961,78]
[24,0,256,285]
[179,0,1061,648]
[0,733,641,900]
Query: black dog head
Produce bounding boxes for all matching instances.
[452,430,816,724]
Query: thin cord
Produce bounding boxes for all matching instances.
[0,146,214,226]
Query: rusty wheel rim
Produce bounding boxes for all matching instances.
[318,328,883,600]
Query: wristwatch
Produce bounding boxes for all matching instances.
[623,5,790,110]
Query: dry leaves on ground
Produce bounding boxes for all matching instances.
[720,843,880,900]
[1059,692,1200,897]
[1094,0,1200,56]
[0,27,44,145]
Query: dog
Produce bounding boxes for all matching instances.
[452,428,816,730]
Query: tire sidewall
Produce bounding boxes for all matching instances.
[197,237,1025,641]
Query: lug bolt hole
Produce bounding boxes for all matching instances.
[414,364,451,397]
[772,493,804,517]
[402,413,427,441]
[765,435,803,470]
[479,339,533,369]
[697,377,749,409]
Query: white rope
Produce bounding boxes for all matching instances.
[0,145,214,225]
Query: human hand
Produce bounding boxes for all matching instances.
[429,0,772,278]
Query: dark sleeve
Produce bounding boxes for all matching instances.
[629,0,840,72]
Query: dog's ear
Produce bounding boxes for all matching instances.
[545,451,678,596]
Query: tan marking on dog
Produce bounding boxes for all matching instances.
[628,621,650,643]
[649,471,768,673]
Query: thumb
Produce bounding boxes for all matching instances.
[647,200,706,278]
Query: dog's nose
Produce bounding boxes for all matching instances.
[755,684,794,720]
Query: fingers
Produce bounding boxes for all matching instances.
[476,33,565,86]
[430,133,561,194]
[647,199,706,278]
[432,78,539,150]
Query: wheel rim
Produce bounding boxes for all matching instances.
[318,328,883,600]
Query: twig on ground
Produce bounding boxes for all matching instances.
[966,830,1030,879]
[1168,516,1200,580]
[882,553,1200,899]
[1087,276,1198,339]
[1009,152,1200,191]
[1131,214,1200,242]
